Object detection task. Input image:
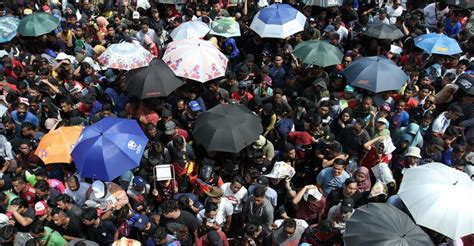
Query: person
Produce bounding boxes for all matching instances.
[203,186,233,232]
[86,180,129,215]
[11,175,36,206]
[51,208,86,241]
[316,158,350,197]
[56,194,83,218]
[270,218,306,246]
[81,207,118,245]
[160,200,200,246]
[327,197,354,232]
[325,178,366,217]
[147,226,181,246]
[242,186,274,231]
[431,105,464,137]
[65,175,91,207]
[29,222,68,246]
[354,167,372,192]
[292,185,326,225]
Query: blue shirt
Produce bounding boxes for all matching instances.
[316,167,350,196]
[11,110,39,135]
[444,18,462,36]
[392,110,409,129]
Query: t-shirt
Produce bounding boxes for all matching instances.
[53,215,85,239]
[338,126,370,157]
[85,220,117,246]
[316,167,350,196]
[40,226,67,246]
[326,187,366,209]
[221,182,248,213]
[432,112,451,134]
[161,210,199,246]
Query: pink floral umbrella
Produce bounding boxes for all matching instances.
[163,38,228,83]
[98,42,154,71]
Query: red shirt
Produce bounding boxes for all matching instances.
[20,184,36,206]
[361,145,392,169]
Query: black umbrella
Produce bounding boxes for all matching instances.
[343,203,433,246]
[364,23,405,40]
[125,60,184,98]
[193,104,263,153]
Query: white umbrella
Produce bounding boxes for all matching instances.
[163,38,228,83]
[98,42,154,71]
[250,4,306,39]
[170,21,210,41]
[303,0,342,7]
[398,162,474,239]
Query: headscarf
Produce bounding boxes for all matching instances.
[337,107,353,124]
[143,34,156,49]
[96,16,109,32]
[355,167,372,192]
[224,38,240,59]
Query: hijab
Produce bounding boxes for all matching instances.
[355,166,372,192]
[96,16,109,32]
[224,38,240,59]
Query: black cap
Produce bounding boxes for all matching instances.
[429,137,445,151]
[448,104,464,117]
[340,197,355,213]
[256,176,269,187]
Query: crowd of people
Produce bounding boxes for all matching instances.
[0,0,472,245]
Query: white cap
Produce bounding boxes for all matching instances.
[0,213,8,225]
[132,11,140,20]
[92,180,106,198]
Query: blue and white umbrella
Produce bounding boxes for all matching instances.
[250,4,306,39]
[414,33,462,56]
[0,16,20,43]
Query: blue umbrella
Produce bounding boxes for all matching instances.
[342,56,409,93]
[72,117,148,181]
[414,33,462,56]
[250,4,306,38]
[0,16,20,43]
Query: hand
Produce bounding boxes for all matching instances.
[7,205,18,213]
[370,107,377,117]
[139,115,147,123]
[305,184,317,190]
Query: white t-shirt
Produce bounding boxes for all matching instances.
[386,5,403,24]
[432,111,451,134]
[221,182,248,213]
[423,3,449,28]
[199,198,234,225]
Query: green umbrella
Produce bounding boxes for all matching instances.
[18,12,59,37]
[293,40,344,67]
[210,17,241,38]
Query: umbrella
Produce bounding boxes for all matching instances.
[98,42,154,71]
[163,38,228,83]
[170,21,210,41]
[250,4,306,39]
[193,104,263,153]
[0,16,20,43]
[158,0,185,4]
[364,23,405,40]
[455,70,474,95]
[398,162,474,239]
[303,0,342,7]
[414,33,463,56]
[125,60,184,98]
[72,117,148,181]
[35,126,83,164]
[342,56,409,93]
[17,12,59,37]
[344,203,433,246]
[210,17,241,38]
[443,0,474,9]
[293,40,344,67]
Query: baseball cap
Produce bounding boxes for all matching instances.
[377,118,389,126]
[340,197,354,213]
[132,214,149,230]
[132,11,140,20]
[207,230,224,246]
[303,188,322,201]
[448,104,464,117]
[34,201,48,216]
[91,180,106,198]
[132,176,146,189]
[344,85,355,93]
[162,108,172,117]
[379,103,391,112]
[164,121,176,135]
[429,137,444,151]
[188,100,202,112]
[256,176,270,187]
[455,72,474,95]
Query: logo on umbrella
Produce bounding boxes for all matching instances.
[358,79,370,85]
[435,47,448,52]
[128,140,142,154]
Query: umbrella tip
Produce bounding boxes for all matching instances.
[453,181,458,185]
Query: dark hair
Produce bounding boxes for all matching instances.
[344,177,357,186]
[253,186,266,198]
[152,227,168,241]
[10,198,28,208]
[34,180,50,192]
[161,200,178,214]
[81,207,98,221]
[50,207,66,217]
[333,158,346,167]
[12,175,27,184]
[204,202,218,213]
[232,175,245,186]
[56,194,72,204]
[282,218,296,229]
[34,168,48,177]
[29,222,45,234]
[355,118,367,128]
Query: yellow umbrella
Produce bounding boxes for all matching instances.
[35,126,83,164]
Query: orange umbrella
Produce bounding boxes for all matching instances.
[35,126,83,164]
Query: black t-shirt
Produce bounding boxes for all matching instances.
[16,207,35,232]
[85,220,117,246]
[326,187,367,209]
[54,215,85,239]
[161,210,199,246]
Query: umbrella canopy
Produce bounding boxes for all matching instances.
[455,70,474,95]
[443,0,474,9]
[98,42,154,71]
[398,162,474,239]
[250,4,306,39]
[342,56,409,93]
[364,23,405,40]
[303,0,342,7]
[35,126,83,164]
[18,12,59,37]
[210,17,241,38]
[163,38,228,83]
[170,21,210,41]
[344,203,433,246]
[293,40,344,67]
[414,33,463,56]
[0,16,20,43]
[72,117,148,181]
[125,60,184,98]
[193,104,263,153]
